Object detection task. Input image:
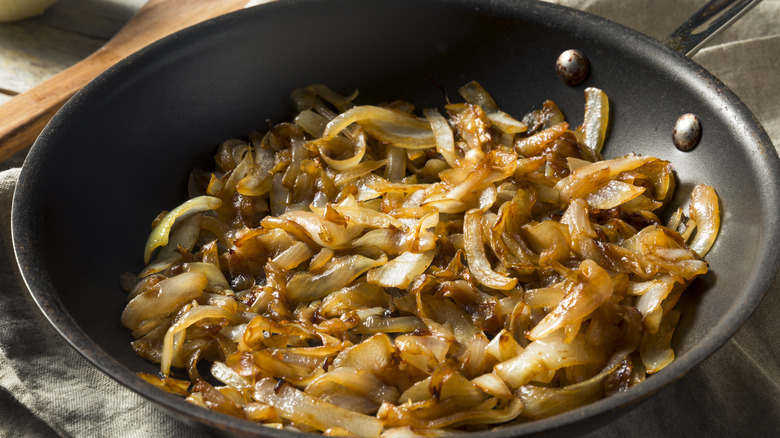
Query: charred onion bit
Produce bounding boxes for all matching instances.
[124,82,720,435]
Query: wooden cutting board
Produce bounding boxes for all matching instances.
[0,0,258,162]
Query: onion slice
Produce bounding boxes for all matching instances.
[463,209,518,290]
[367,250,435,289]
[121,271,207,331]
[687,184,720,256]
[459,81,527,134]
[143,196,222,264]
[494,331,596,389]
[527,259,613,340]
[579,87,609,156]
[286,254,386,302]
[322,105,436,149]
[424,108,462,168]
[253,378,384,437]
[161,305,235,376]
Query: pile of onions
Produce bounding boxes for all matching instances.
[122,82,720,436]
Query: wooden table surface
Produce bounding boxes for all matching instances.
[0,0,145,169]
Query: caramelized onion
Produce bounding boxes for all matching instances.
[687,184,720,256]
[123,82,720,435]
[143,196,222,263]
[579,87,609,156]
[254,378,384,437]
[323,105,435,149]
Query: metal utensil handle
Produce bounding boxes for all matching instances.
[664,0,762,57]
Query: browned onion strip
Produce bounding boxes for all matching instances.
[458,81,527,134]
[463,209,518,290]
[366,250,435,288]
[140,214,201,277]
[323,105,436,149]
[527,260,613,341]
[640,310,681,373]
[515,122,569,157]
[517,347,633,419]
[586,180,646,210]
[161,305,236,376]
[579,87,609,156]
[254,378,384,437]
[316,130,368,172]
[286,254,386,302]
[494,331,596,389]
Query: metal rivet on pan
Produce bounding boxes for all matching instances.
[673,113,701,151]
[556,49,589,86]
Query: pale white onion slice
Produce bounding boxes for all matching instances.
[579,87,609,156]
[294,108,329,137]
[253,378,384,437]
[286,254,386,302]
[561,199,597,239]
[398,377,433,404]
[395,334,450,374]
[484,329,524,363]
[161,305,235,376]
[211,361,251,390]
[471,373,514,399]
[366,250,435,289]
[517,347,633,419]
[334,204,405,230]
[494,331,596,389]
[463,209,518,290]
[181,262,230,293]
[304,84,359,112]
[687,184,720,256]
[523,286,567,308]
[634,276,675,321]
[586,180,646,210]
[121,271,207,331]
[352,315,426,334]
[143,196,222,264]
[323,105,435,149]
[0,0,57,22]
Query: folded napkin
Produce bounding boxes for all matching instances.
[2,0,778,436]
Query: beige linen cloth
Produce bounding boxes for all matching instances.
[1,0,779,436]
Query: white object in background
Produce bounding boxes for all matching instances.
[0,0,58,22]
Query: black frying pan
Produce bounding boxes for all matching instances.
[11,0,780,436]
